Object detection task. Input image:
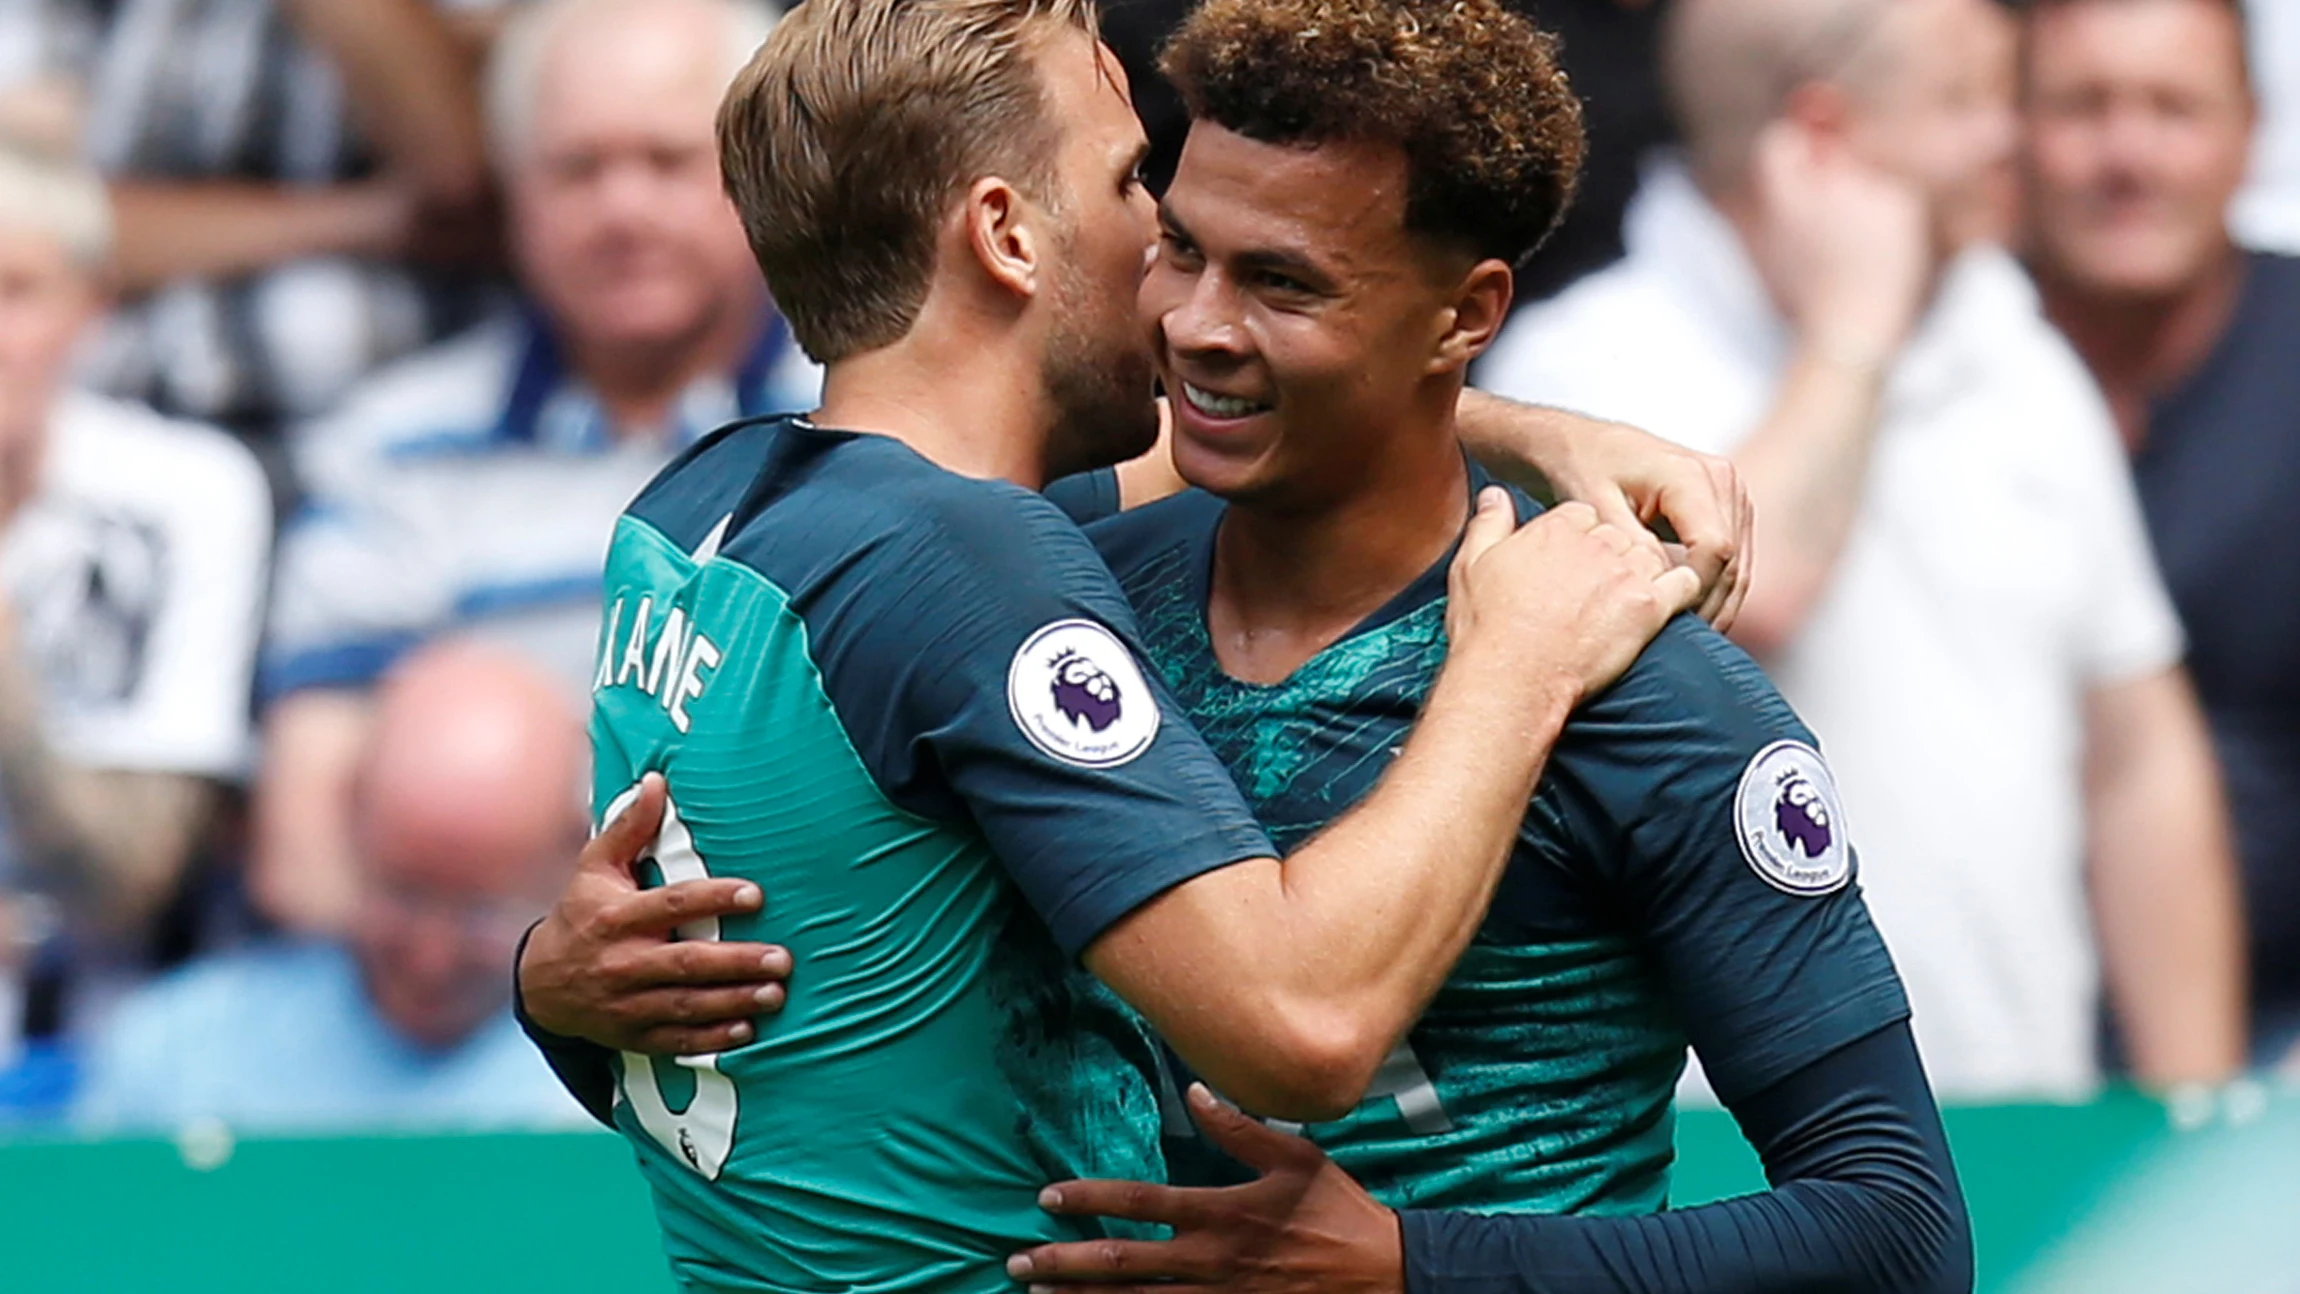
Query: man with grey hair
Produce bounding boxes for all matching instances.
[0,143,270,1092]
[252,0,820,936]
[1482,0,2247,1098]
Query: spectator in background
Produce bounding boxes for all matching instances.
[0,145,268,1078]
[2021,0,2300,1067]
[253,0,812,935]
[57,0,507,437]
[75,641,587,1133]
[1480,0,2247,1099]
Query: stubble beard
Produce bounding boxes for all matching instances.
[1040,258,1161,482]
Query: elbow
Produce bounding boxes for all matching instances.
[1221,1007,1389,1123]
[1913,1221,1975,1294]
[1880,1170,1975,1294]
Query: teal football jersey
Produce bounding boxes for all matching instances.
[591,418,1271,1291]
[1089,481,1909,1218]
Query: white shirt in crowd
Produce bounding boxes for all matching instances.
[2,391,269,782]
[0,391,268,1067]
[1481,161,2186,1100]
[266,308,819,704]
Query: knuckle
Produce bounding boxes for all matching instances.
[594,947,639,984]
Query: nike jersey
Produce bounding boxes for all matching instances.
[1088,478,1909,1217]
[592,416,1272,1292]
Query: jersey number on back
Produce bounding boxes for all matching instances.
[604,782,739,1181]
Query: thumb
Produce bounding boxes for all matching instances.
[1653,563,1704,619]
[1189,1083,1318,1175]
[585,772,666,884]
[1451,487,1516,577]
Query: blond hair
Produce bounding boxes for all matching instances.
[716,0,1099,362]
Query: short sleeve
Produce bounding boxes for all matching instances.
[261,472,451,701]
[801,486,1275,958]
[2066,400,2185,684]
[1558,619,1911,1105]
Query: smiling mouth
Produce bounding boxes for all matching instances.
[1179,381,1272,420]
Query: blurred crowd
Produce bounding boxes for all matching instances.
[0,0,2292,1136]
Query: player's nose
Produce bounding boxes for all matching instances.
[1161,266,1250,362]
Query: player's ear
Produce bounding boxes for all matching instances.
[962,175,1043,302]
[1428,259,1514,376]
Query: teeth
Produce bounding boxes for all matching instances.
[1182,382,1266,420]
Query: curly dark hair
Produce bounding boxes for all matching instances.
[1161,0,1586,268]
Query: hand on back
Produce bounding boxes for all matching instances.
[519,774,791,1056]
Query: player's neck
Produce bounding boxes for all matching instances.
[815,331,1053,488]
[1207,425,1469,686]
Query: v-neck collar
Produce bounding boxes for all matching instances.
[1182,458,1496,690]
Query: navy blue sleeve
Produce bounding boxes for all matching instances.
[1043,467,1124,526]
[1399,1022,1972,1294]
[510,921,617,1128]
[1554,617,1909,1105]
[800,479,1275,957]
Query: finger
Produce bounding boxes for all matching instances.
[1007,1236,1217,1285]
[1452,486,1516,572]
[1577,482,1645,537]
[1544,499,1600,531]
[614,877,765,936]
[623,938,791,988]
[1653,563,1704,618]
[1713,481,1755,633]
[1187,1083,1321,1174]
[1652,469,1737,619]
[1036,1177,1213,1229]
[1586,521,1637,558]
[632,1018,758,1057]
[1712,534,1752,634]
[617,981,784,1028]
[586,772,667,881]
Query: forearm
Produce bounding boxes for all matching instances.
[1454,389,1568,499]
[1723,347,1887,653]
[513,921,622,1128]
[2086,673,2247,1085]
[1401,1025,1970,1294]
[1091,649,1575,1119]
[107,182,406,292]
[274,0,487,202]
[0,649,212,932]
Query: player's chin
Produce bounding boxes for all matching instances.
[1169,428,1279,501]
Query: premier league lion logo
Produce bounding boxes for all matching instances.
[1774,776,1833,859]
[1050,649,1122,732]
